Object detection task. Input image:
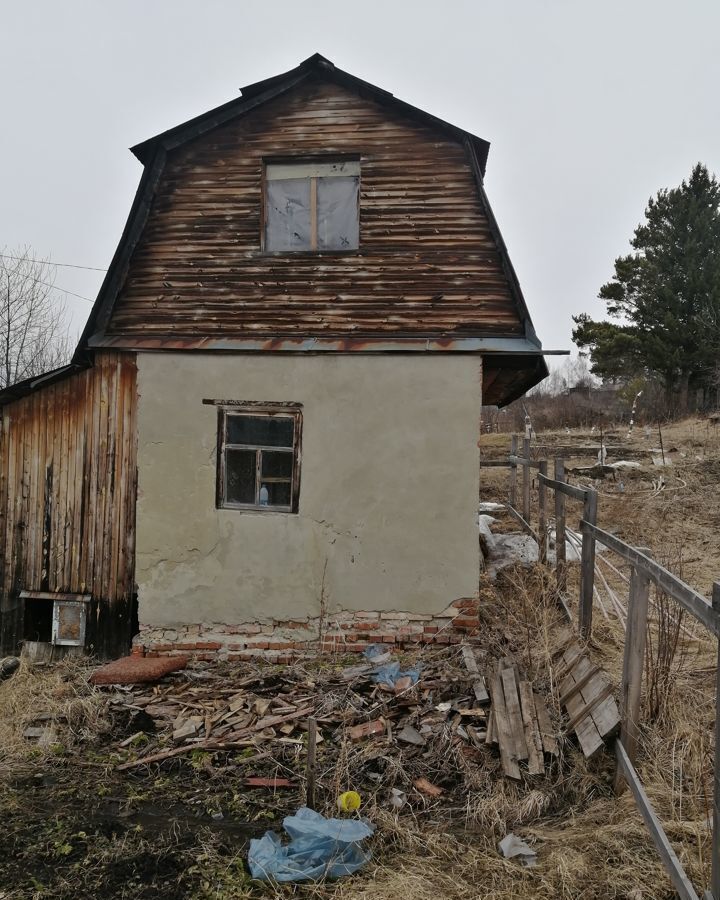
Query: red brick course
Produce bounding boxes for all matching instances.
[135,598,481,661]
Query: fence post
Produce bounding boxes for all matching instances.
[711,583,720,899]
[509,435,518,508]
[554,458,567,593]
[614,554,651,795]
[579,488,598,640]
[522,436,531,523]
[538,460,548,564]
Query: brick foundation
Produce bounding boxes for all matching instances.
[132,598,480,662]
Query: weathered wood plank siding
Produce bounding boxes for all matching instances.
[107,80,524,339]
[0,352,138,657]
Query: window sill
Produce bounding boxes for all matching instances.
[218,504,298,515]
[258,250,362,258]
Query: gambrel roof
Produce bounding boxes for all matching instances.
[65,53,550,405]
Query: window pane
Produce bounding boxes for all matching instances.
[261,450,294,479]
[260,481,291,507]
[317,176,359,251]
[265,178,311,251]
[226,414,294,448]
[225,449,256,504]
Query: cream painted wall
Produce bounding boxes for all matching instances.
[135,353,482,626]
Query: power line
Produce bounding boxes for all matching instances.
[31,277,94,304]
[0,252,107,273]
[1,273,95,304]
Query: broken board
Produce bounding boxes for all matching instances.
[487,659,556,779]
[557,641,620,757]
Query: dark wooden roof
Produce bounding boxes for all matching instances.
[129,53,491,173]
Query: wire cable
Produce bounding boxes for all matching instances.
[0,252,107,273]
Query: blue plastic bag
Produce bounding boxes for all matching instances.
[363,644,421,689]
[248,807,374,882]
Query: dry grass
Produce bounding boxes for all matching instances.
[0,656,110,773]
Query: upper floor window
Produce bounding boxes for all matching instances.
[264,160,360,252]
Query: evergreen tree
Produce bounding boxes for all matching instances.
[573,163,720,412]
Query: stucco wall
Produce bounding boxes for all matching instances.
[135,353,481,626]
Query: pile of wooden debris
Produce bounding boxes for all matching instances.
[86,638,619,809]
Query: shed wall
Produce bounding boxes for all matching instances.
[135,352,482,627]
[0,352,138,656]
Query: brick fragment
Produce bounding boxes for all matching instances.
[348,719,385,741]
[452,598,478,610]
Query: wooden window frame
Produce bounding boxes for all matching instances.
[261,157,360,254]
[214,403,302,514]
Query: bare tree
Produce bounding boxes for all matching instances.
[0,247,73,388]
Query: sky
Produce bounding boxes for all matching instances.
[1,0,719,358]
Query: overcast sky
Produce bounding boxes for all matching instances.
[1,0,718,358]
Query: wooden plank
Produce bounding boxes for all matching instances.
[533,692,558,755]
[500,666,528,761]
[461,644,489,703]
[554,643,583,682]
[490,673,520,779]
[461,644,479,674]
[559,664,601,707]
[585,523,720,637]
[616,562,651,794]
[472,675,489,704]
[569,652,619,741]
[509,435,517,508]
[615,740,700,900]
[554,459,567,593]
[522,437,531,523]
[485,705,495,745]
[538,472,589,503]
[561,648,604,757]
[579,489,598,639]
[519,681,544,775]
[507,455,542,470]
[566,683,614,732]
[538,459,547,564]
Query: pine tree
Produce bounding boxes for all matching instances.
[573,163,720,412]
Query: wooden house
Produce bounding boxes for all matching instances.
[0,55,549,659]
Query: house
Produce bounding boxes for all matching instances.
[0,54,549,660]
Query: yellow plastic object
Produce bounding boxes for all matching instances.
[337,790,362,812]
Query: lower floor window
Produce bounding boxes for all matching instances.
[217,405,302,512]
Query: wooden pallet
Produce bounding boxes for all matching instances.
[486,659,557,779]
[556,641,620,757]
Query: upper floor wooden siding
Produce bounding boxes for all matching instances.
[107,81,524,340]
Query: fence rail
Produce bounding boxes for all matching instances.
[481,436,720,899]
